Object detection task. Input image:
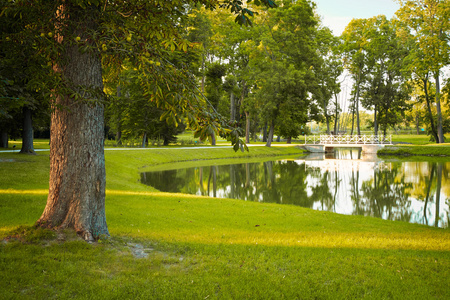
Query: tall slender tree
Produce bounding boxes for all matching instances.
[341,18,370,136]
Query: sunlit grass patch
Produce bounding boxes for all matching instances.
[1,228,449,299]
[0,189,48,195]
[105,193,450,251]
[1,189,448,251]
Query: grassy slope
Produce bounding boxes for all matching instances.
[380,144,450,156]
[0,146,449,299]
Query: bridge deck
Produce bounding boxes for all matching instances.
[303,135,391,153]
[302,144,385,154]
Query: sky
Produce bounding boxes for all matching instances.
[314,0,400,35]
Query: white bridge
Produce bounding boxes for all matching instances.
[303,134,392,153]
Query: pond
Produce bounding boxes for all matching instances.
[141,149,450,228]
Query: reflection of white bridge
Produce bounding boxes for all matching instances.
[303,135,392,153]
[301,159,391,172]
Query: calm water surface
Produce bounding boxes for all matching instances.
[141,149,450,228]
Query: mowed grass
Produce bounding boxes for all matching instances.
[379,144,450,157]
[390,134,434,145]
[0,146,449,299]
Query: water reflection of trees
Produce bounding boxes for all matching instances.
[358,167,413,223]
[140,169,185,193]
[400,162,449,227]
[308,169,336,211]
[140,159,449,228]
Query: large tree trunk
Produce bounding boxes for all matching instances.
[37,3,108,242]
[20,106,35,154]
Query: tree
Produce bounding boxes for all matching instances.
[341,18,371,136]
[357,16,411,137]
[251,0,320,146]
[313,27,343,135]
[208,7,260,142]
[2,0,275,241]
[0,1,50,153]
[396,0,450,143]
[104,63,185,147]
[204,62,227,145]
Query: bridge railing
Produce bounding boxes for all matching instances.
[305,134,392,145]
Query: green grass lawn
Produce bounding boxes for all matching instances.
[1,146,449,299]
[379,144,450,157]
[390,134,435,145]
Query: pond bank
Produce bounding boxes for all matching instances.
[378,144,450,156]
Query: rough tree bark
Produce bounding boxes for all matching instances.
[37,3,109,241]
[19,106,35,154]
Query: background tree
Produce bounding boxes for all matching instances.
[0,1,51,153]
[357,16,411,137]
[396,0,450,143]
[251,0,320,146]
[341,18,371,136]
[313,26,343,135]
